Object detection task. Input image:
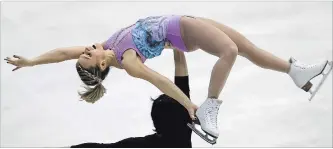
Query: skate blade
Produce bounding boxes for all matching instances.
[308,61,333,101]
[187,123,217,145]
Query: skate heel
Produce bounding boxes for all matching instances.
[308,61,333,101]
[288,57,332,101]
[301,81,313,92]
[193,116,201,125]
[187,123,217,144]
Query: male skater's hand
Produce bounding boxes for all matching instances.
[188,103,199,120]
[4,55,32,71]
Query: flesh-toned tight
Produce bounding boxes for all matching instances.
[180,16,290,99]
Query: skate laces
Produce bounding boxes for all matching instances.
[294,61,324,70]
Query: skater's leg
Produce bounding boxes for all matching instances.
[181,16,238,139]
[181,17,238,99]
[198,17,291,73]
[198,17,332,99]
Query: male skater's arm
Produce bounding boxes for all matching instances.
[173,49,190,98]
[70,134,160,148]
[173,49,192,148]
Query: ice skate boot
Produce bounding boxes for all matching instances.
[187,98,222,144]
[288,57,333,101]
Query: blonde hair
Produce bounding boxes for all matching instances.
[76,62,110,103]
[79,83,106,103]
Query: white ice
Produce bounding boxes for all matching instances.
[1,1,332,148]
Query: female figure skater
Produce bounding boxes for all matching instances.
[5,15,331,142]
[71,49,192,148]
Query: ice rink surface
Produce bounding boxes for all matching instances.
[1,1,332,147]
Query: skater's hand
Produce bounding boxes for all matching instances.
[187,103,199,120]
[4,55,33,71]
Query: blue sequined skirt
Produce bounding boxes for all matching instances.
[131,16,170,59]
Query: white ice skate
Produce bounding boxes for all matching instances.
[187,98,222,145]
[288,57,333,101]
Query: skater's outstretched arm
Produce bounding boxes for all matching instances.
[122,49,197,119]
[4,42,106,71]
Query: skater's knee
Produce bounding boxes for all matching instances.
[220,44,238,59]
[229,44,238,56]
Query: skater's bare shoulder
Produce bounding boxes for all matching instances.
[121,49,156,81]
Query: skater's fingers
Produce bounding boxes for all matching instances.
[191,116,195,120]
[189,113,196,120]
[188,105,198,120]
[4,57,14,62]
[6,61,16,66]
[12,66,21,71]
[13,55,22,59]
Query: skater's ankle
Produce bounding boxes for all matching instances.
[208,96,218,100]
[286,63,292,74]
[207,97,223,102]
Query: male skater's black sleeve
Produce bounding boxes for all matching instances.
[70,134,163,148]
[70,76,191,148]
[174,76,190,99]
